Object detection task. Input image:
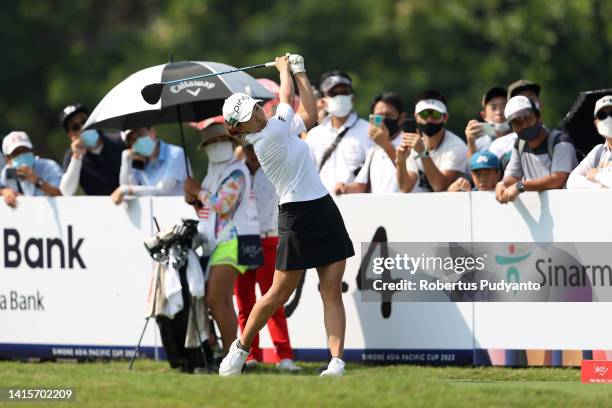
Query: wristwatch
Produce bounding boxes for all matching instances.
[416,149,430,159]
[35,178,44,188]
[516,181,525,193]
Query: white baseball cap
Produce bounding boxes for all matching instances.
[415,99,447,115]
[504,95,535,121]
[2,131,33,156]
[594,95,612,117]
[222,93,262,126]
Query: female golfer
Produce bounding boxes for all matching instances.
[219,54,354,377]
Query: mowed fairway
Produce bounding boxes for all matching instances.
[0,360,610,407]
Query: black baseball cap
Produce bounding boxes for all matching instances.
[59,104,90,131]
[482,86,507,107]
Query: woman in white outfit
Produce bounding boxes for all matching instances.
[219,55,354,377]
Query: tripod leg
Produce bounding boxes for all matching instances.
[128,318,150,370]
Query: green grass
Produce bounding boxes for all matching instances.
[0,360,609,407]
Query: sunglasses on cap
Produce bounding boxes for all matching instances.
[417,110,443,120]
[596,110,612,120]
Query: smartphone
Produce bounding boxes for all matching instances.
[480,122,496,139]
[5,167,17,180]
[369,114,383,127]
[132,160,145,170]
[401,119,416,133]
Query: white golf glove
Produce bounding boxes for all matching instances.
[286,53,306,75]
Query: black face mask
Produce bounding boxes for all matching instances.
[517,122,542,142]
[417,122,444,136]
[383,118,400,137]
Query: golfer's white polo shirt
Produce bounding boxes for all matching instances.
[306,112,372,193]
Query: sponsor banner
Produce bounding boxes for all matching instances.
[581,360,612,383]
[1,192,611,365]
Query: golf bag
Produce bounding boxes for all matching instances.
[144,219,218,373]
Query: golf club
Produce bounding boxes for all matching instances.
[141,61,276,105]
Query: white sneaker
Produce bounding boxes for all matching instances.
[219,339,249,376]
[320,357,345,377]
[276,358,302,372]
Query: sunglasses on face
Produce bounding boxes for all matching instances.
[327,88,352,97]
[69,121,86,133]
[596,111,612,120]
[417,110,443,120]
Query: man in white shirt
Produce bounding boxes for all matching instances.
[337,92,407,194]
[396,90,468,192]
[305,71,372,194]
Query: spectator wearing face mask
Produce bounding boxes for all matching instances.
[464,87,511,159]
[489,80,543,168]
[305,71,372,194]
[111,127,189,205]
[567,95,612,189]
[337,92,407,194]
[1,131,63,207]
[183,122,260,357]
[396,90,468,192]
[448,151,502,192]
[495,95,577,203]
[58,104,125,196]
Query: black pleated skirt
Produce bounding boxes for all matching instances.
[275,194,354,270]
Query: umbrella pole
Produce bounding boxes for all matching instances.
[176,105,191,178]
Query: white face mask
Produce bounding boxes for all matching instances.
[204,141,234,163]
[597,117,612,138]
[325,95,353,118]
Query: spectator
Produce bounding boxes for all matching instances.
[338,92,406,194]
[465,86,510,158]
[234,143,300,371]
[495,96,577,203]
[306,70,371,194]
[396,90,468,192]
[1,131,62,207]
[182,122,258,355]
[489,80,542,166]
[111,127,189,205]
[58,104,125,196]
[567,95,612,189]
[448,151,501,192]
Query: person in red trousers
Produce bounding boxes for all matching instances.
[233,142,301,372]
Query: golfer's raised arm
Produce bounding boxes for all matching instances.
[276,56,294,106]
[294,73,317,129]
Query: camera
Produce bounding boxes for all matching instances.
[144,219,199,261]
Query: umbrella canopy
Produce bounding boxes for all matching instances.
[83,61,274,131]
[558,88,612,157]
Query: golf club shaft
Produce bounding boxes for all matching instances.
[163,62,275,86]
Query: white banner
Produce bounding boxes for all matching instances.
[0,192,611,364]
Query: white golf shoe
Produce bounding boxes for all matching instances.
[320,357,345,377]
[276,358,302,372]
[219,339,249,376]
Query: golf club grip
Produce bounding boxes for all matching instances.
[164,62,275,86]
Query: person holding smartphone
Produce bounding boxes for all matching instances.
[59,103,125,196]
[111,127,190,205]
[1,131,63,207]
[219,54,354,377]
[336,92,409,194]
[464,87,510,159]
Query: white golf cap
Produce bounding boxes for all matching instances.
[504,95,534,121]
[222,93,262,126]
[415,99,447,115]
[2,131,33,156]
[594,95,612,116]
